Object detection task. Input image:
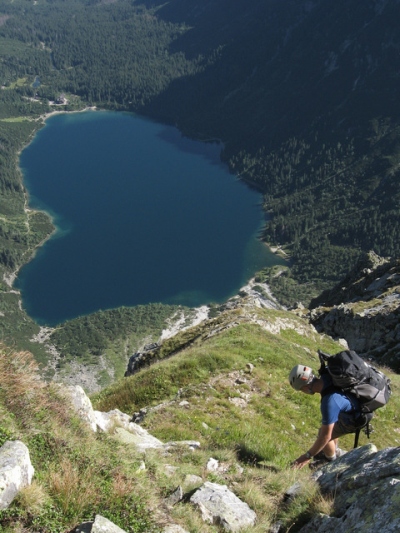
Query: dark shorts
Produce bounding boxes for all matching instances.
[331,411,373,440]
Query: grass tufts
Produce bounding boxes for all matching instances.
[16,482,50,515]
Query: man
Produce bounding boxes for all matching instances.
[289,364,370,469]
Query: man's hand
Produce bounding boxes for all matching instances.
[291,424,335,469]
[291,454,311,469]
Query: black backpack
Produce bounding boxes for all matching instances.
[318,349,392,414]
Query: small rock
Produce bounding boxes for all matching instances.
[229,397,247,408]
[164,465,179,476]
[190,482,257,531]
[92,515,127,533]
[284,482,302,502]
[269,521,284,533]
[136,461,146,472]
[165,485,183,507]
[207,458,219,471]
[163,525,190,533]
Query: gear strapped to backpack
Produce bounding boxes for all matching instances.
[318,349,392,413]
[318,349,392,448]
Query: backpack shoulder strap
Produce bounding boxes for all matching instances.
[320,383,339,398]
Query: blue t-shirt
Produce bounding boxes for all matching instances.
[320,375,360,425]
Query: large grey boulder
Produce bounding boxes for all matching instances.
[65,387,165,451]
[0,441,34,509]
[66,389,200,453]
[299,444,400,532]
[94,409,165,452]
[190,481,256,531]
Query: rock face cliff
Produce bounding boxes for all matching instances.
[309,251,400,370]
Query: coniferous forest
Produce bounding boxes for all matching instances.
[1,0,400,347]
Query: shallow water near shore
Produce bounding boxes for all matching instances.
[16,111,284,325]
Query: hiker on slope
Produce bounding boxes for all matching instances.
[288,365,371,469]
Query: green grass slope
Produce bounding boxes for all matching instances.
[1,306,399,531]
[89,306,400,531]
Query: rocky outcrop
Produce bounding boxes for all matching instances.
[0,441,34,510]
[298,444,400,533]
[64,385,98,431]
[124,343,160,377]
[64,385,200,453]
[309,252,400,369]
[310,251,393,308]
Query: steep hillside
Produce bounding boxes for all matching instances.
[0,297,399,532]
[142,0,400,147]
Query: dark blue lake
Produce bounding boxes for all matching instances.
[16,111,283,325]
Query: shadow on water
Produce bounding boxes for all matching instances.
[157,124,225,167]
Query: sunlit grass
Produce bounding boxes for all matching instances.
[1,77,27,90]
[0,117,31,122]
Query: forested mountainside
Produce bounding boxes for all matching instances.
[138,0,400,288]
[1,0,400,357]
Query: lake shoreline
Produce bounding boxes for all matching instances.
[37,105,98,124]
[5,106,100,288]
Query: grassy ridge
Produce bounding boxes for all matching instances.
[93,309,399,456]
